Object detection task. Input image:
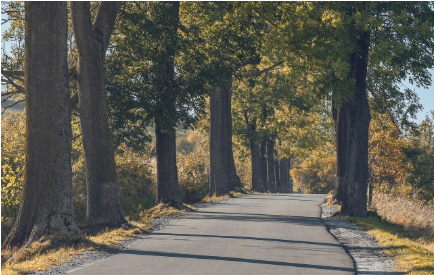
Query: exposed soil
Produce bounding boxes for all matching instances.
[321,204,400,275]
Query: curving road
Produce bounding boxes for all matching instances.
[68,194,355,275]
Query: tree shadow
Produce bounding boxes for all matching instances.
[152,232,343,247]
[120,249,355,272]
[187,211,324,226]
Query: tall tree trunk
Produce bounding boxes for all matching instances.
[209,76,239,195]
[279,158,292,193]
[334,102,349,202]
[71,2,125,228]
[267,139,276,193]
[250,139,265,192]
[3,2,80,249]
[275,155,281,192]
[260,138,268,190]
[155,123,181,206]
[154,1,181,206]
[340,30,371,217]
[288,158,293,193]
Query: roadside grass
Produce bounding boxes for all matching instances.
[346,214,434,274]
[202,191,242,203]
[1,193,239,275]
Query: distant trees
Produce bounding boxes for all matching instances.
[3,2,80,248]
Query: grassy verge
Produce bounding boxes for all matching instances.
[346,214,434,274]
[1,193,241,275]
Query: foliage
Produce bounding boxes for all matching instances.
[1,113,25,223]
[404,112,434,201]
[290,153,336,194]
[177,132,209,203]
[368,112,411,194]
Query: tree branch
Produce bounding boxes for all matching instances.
[2,73,24,93]
[256,61,284,76]
[1,99,25,114]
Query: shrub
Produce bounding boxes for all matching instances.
[290,154,336,194]
[177,132,209,203]
[1,113,26,241]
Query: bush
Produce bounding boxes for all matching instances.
[290,154,336,194]
[1,113,26,241]
[177,132,209,203]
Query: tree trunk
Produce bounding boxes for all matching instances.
[340,30,371,217]
[260,138,268,191]
[267,139,276,193]
[3,2,80,249]
[71,2,125,228]
[288,158,293,193]
[279,158,292,193]
[209,76,240,195]
[334,102,349,202]
[275,155,280,192]
[154,2,181,206]
[250,139,266,192]
[155,123,181,206]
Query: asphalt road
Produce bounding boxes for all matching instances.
[68,194,355,275]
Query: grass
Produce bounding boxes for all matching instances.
[346,214,434,274]
[1,193,239,275]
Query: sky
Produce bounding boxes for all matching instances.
[1,13,433,123]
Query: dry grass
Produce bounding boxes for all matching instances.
[347,215,434,274]
[1,203,191,275]
[1,193,242,275]
[201,191,241,203]
[373,193,434,241]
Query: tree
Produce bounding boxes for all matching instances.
[329,2,434,216]
[71,2,125,228]
[3,2,80,249]
[209,77,240,195]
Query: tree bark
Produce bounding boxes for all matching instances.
[154,1,181,206]
[250,139,266,192]
[275,155,280,192]
[267,139,276,193]
[260,138,268,191]
[279,158,292,193]
[339,30,371,217]
[334,102,349,202]
[71,2,125,228]
[209,76,240,195]
[155,123,181,206]
[3,2,80,249]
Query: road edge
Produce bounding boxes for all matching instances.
[320,203,397,275]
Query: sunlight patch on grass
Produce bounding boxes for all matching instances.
[346,216,434,274]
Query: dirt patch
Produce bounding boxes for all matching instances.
[321,205,400,274]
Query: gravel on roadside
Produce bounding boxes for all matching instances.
[321,204,400,275]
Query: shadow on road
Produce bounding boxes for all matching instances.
[152,232,343,247]
[120,250,355,272]
[188,211,324,226]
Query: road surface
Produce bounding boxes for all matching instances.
[68,194,355,274]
